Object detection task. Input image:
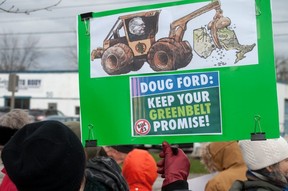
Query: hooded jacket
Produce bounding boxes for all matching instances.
[122,149,158,191]
[229,180,283,191]
[0,168,18,191]
[229,170,284,191]
[84,156,129,191]
[201,141,248,191]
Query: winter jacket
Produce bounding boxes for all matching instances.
[122,149,158,191]
[201,142,248,191]
[84,156,129,191]
[0,168,18,191]
[229,171,284,191]
[229,180,282,191]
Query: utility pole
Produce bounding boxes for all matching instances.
[8,73,19,111]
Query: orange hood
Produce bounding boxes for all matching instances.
[122,149,158,191]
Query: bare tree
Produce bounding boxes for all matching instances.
[0,0,62,14]
[0,0,62,71]
[0,33,42,71]
[275,56,288,83]
[65,44,77,67]
[64,30,78,68]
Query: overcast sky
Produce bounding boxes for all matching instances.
[0,0,287,71]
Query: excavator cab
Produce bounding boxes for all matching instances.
[121,11,160,57]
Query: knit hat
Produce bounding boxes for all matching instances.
[122,149,158,191]
[111,145,134,154]
[1,120,86,191]
[239,137,288,170]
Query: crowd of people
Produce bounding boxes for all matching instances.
[1,109,288,191]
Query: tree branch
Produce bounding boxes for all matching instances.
[0,0,62,14]
[0,0,8,6]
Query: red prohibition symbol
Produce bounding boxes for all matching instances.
[134,119,151,135]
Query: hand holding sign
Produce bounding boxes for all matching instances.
[157,141,190,187]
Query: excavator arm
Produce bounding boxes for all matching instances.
[169,0,221,42]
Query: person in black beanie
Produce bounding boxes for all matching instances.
[1,120,86,191]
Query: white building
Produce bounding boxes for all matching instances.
[0,71,287,130]
[277,82,288,135]
[0,71,80,117]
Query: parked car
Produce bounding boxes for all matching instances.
[0,106,10,117]
[29,109,65,121]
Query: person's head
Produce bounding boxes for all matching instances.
[128,17,145,36]
[0,109,31,149]
[122,149,157,191]
[103,145,134,164]
[239,137,288,186]
[0,109,31,129]
[1,120,86,191]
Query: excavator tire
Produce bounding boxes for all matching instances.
[101,43,133,75]
[147,38,192,71]
[177,40,193,68]
[158,38,192,69]
[147,40,178,71]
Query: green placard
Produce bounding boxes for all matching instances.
[77,0,279,146]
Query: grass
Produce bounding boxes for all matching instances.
[150,151,208,174]
[190,158,208,173]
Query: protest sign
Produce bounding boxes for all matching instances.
[78,0,278,145]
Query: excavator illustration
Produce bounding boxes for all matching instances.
[91,0,239,75]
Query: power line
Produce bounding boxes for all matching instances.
[273,20,288,24]
[0,16,73,23]
[0,45,75,50]
[0,31,75,35]
[274,33,288,37]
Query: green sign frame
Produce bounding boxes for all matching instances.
[77,0,279,146]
